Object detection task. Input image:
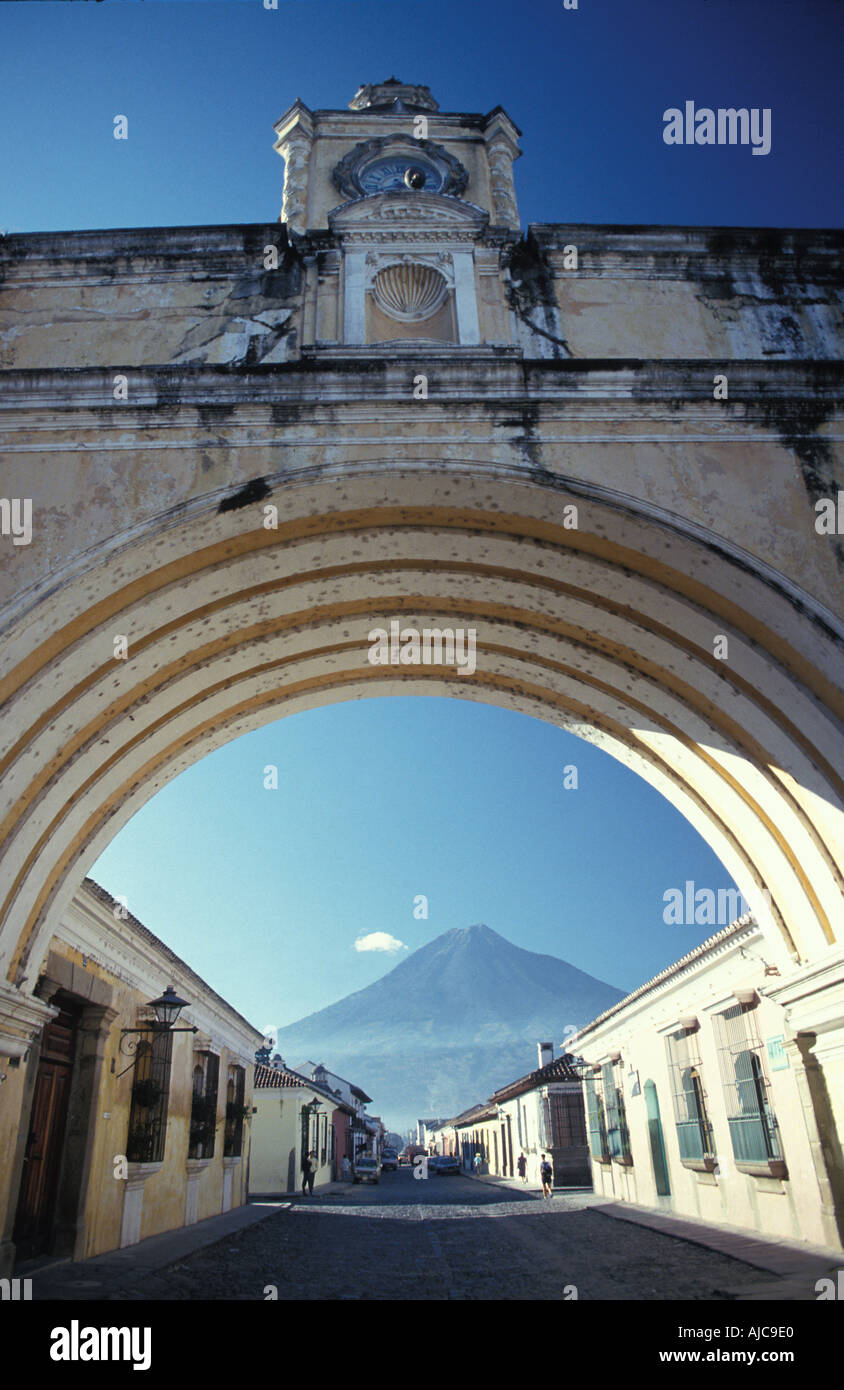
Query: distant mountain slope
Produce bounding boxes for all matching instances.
[274,923,624,1130]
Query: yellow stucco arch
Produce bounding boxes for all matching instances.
[1,461,842,998]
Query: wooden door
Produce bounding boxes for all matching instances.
[13,1003,79,1261]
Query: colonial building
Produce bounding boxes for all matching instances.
[293,1061,377,1160]
[574,914,843,1250]
[249,1061,355,1195]
[0,880,262,1275]
[451,1103,498,1166]
[416,1117,448,1152]
[448,1046,589,1186]
[488,1045,590,1186]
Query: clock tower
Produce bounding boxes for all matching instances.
[272,78,522,348]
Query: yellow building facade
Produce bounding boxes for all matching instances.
[249,1062,352,1195]
[0,880,262,1275]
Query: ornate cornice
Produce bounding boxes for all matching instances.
[328,192,489,249]
[0,981,58,1058]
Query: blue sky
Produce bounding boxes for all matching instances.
[1,0,842,233]
[90,698,750,1032]
[3,0,838,1038]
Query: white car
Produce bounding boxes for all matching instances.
[353,1156,381,1184]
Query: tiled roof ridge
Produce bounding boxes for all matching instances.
[491,1051,583,1099]
[575,912,758,1039]
[452,1101,498,1126]
[253,1062,353,1109]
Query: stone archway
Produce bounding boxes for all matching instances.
[1,459,841,1022]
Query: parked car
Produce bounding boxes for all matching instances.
[353,1156,381,1184]
[431,1153,461,1175]
[381,1148,398,1171]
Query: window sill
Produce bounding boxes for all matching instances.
[125,1161,163,1182]
[613,1155,634,1167]
[735,1159,788,1180]
[186,1158,214,1174]
[592,1155,612,1165]
[681,1156,717,1173]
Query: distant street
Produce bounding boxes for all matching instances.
[82,1168,786,1301]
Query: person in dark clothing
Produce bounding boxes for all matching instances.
[540,1153,553,1198]
[301,1150,317,1196]
[517,1152,527,1182]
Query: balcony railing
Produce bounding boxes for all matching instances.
[728,1113,782,1164]
[675,1118,711,1162]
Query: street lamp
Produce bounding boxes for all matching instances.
[118,985,199,1065]
[146,987,194,1029]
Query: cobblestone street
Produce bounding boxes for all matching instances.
[34,1169,800,1302]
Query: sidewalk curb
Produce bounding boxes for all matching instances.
[24,1200,288,1300]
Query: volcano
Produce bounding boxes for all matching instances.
[273,923,624,1131]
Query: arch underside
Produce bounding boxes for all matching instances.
[0,462,842,985]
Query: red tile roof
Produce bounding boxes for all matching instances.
[452,1102,498,1127]
[491,1053,583,1102]
[253,1063,354,1112]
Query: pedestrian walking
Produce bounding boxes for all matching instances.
[540,1152,553,1198]
[301,1149,317,1196]
[472,1150,482,1175]
[341,1154,351,1182]
[517,1152,527,1182]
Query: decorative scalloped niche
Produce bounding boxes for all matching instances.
[366,257,457,344]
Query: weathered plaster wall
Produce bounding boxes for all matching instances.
[3,225,840,372]
[515,228,844,362]
[0,226,302,370]
[1,358,841,616]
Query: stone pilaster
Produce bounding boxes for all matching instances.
[482,111,522,230]
[57,1003,119,1261]
[781,1030,844,1248]
[273,103,315,234]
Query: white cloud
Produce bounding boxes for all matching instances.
[354,932,407,954]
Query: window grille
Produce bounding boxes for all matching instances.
[614,1059,632,1159]
[549,1091,587,1147]
[320,1113,327,1167]
[188,1051,219,1160]
[601,1060,631,1160]
[223,1064,246,1157]
[665,1028,714,1162]
[713,1003,783,1164]
[583,1071,609,1161]
[126,1029,173,1164]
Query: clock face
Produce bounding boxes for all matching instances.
[359,157,443,195]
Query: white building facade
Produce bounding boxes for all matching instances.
[574,915,843,1250]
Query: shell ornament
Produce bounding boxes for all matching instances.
[372,262,449,321]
